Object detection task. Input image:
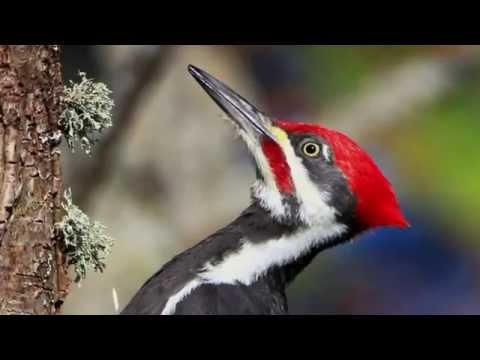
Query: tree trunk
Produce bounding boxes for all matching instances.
[0,45,69,314]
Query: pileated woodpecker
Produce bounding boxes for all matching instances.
[121,65,409,315]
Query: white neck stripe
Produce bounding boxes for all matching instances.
[161,223,346,315]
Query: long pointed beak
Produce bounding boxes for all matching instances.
[188,64,277,143]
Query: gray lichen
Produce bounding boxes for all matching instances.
[60,188,114,282]
[60,71,114,155]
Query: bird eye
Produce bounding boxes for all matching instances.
[302,142,321,157]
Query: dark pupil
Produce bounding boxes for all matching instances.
[306,144,317,154]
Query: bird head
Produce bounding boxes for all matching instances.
[188,65,409,235]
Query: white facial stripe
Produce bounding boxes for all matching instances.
[251,180,287,220]
[322,144,331,163]
[270,127,338,227]
[239,129,287,220]
[241,125,338,226]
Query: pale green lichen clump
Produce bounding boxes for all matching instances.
[61,188,114,282]
[60,71,114,155]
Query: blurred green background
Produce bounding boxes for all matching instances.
[60,45,480,314]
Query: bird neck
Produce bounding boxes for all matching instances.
[200,201,351,290]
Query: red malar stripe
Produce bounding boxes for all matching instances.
[261,138,294,194]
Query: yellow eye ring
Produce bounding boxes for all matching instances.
[302,142,321,157]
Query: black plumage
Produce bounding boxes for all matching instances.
[121,202,349,315]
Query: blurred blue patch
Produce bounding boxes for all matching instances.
[289,205,480,314]
[347,208,477,311]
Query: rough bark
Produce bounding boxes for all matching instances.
[0,45,69,314]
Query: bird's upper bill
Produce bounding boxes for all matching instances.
[188,65,409,232]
